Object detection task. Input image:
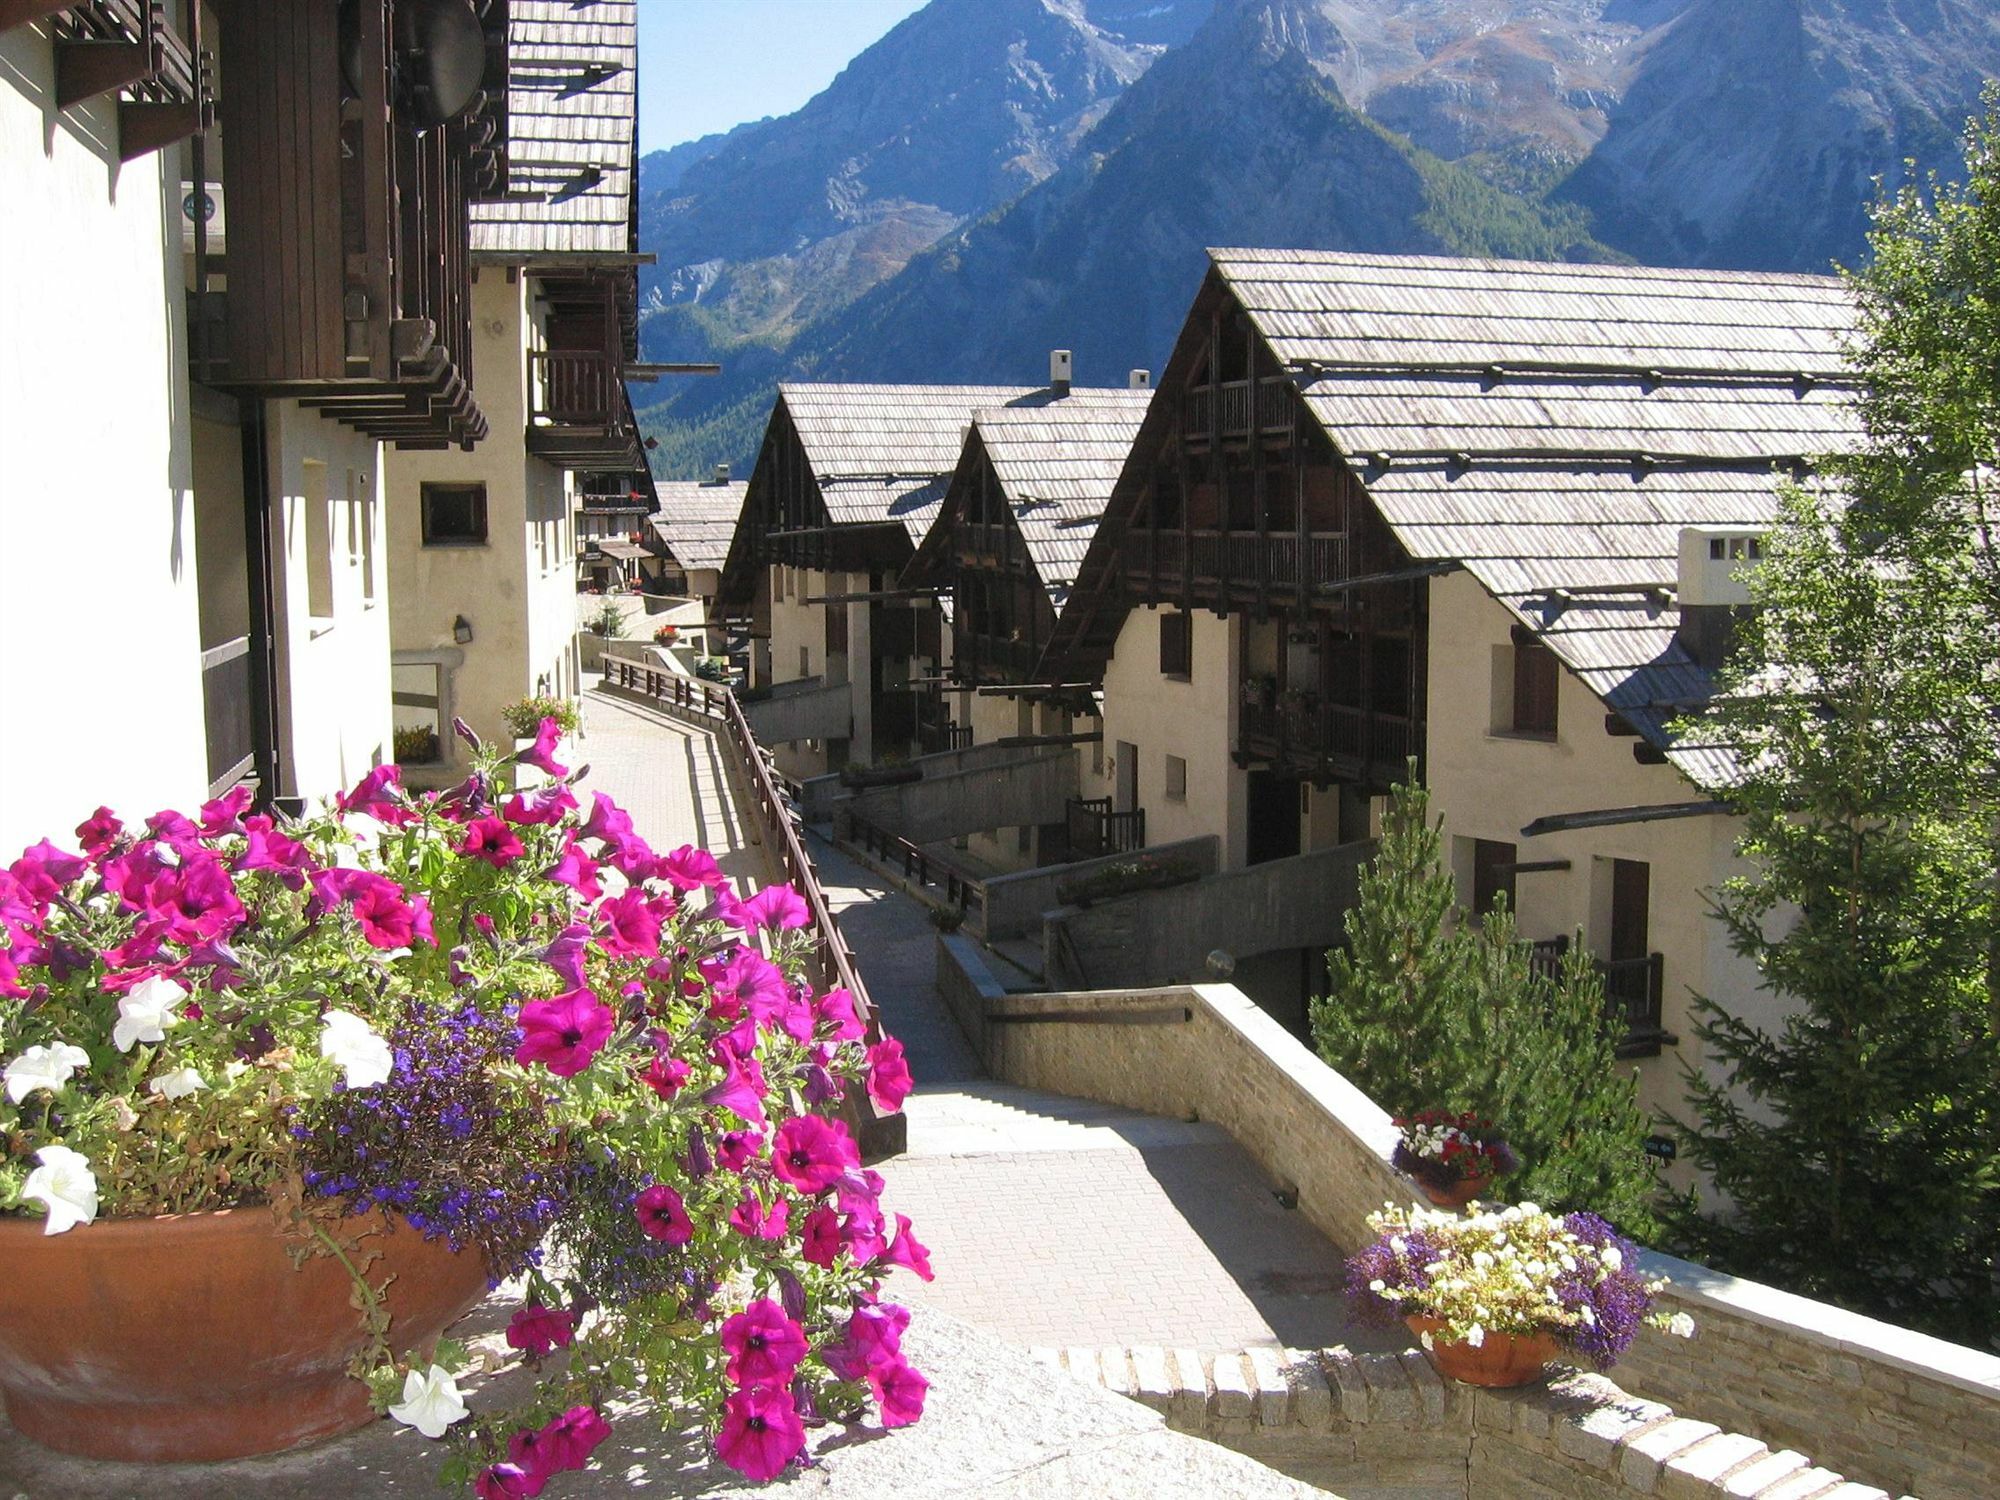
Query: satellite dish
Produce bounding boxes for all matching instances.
[338,0,489,134]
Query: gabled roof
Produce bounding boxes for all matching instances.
[649,480,747,575]
[908,388,1154,615]
[1052,249,1865,789]
[778,382,1046,541]
[471,1,637,259]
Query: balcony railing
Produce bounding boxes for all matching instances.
[36,0,212,161]
[527,350,640,469]
[1121,529,1350,601]
[1237,694,1414,780]
[1527,937,1672,1059]
[1066,797,1145,861]
[1182,377,1294,441]
[200,635,255,797]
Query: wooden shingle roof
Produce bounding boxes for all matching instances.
[649,480,747,575]
[779,382,1047,541]
[471,0,637,259]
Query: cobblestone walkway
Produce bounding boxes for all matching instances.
[581,690,1402,1358]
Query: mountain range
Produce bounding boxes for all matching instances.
[635,0,2000,476]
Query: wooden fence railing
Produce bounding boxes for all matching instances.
[836,806,986,925]
[601,658,906,1155]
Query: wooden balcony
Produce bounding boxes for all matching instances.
[527,350,640,469]
[954,630,1041,681]
[1527,937,1674,1059]
[1237,694,1414,788]
[1121,528,1351,606]
[1182,377,1294,443]
[189,1,503,450]
[4,1,213,160]
[953,521,1023,568]
[1066,797,1145,860]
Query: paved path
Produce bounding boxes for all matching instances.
[581,690,1402,1358]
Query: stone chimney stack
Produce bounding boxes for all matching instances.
[1050,349,1073,397]
[1129,369,1152,389]
[1676,526,1764,670]
[712,462,730,484]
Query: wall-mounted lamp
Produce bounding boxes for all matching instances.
[453,615,474,645]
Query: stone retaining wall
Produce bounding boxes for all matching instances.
[931,941,2000,1499]
[1042,1342,1912,1500]
[976,835,1220,939]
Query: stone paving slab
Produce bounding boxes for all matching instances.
[0,1312,1330,1499]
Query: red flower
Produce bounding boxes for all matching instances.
[635,1182,693,1245]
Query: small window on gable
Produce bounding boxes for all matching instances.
[422,483,488,546]
[1160,610,1192,679]
[1510,626,1558,738]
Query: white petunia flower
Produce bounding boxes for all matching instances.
[147,1066,206,1101]
[113,975,188,1052]
[1600,1246,1623,1272]
[319,1010,394,1090]
[1465,1325,1485,1348]
[387,1365,468,1439]
[1667,1312,1696,1339]
[21,1145,98,1235]
[4,1042,90,1103]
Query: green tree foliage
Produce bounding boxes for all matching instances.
[1672,90,2000,1342]
[1312,774,1659,1234]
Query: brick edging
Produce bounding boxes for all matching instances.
[1033,1345,1918,1500]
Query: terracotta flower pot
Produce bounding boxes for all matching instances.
[0,1207,489,1462]
[1416,1171,1492,1209]
[1405,1316,1560,1388]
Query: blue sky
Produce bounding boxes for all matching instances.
[639,1,930,154]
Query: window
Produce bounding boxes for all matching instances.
[1164,753,1188,802]
[1470,838,1516,916]
[357,474,376,605]
[1160,609,1192,679]
[303,460,333,620]
[1511,627,1558,738]
[421,483,487,546]
[391,661,444,764]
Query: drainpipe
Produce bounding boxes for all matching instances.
[238,397,284,808]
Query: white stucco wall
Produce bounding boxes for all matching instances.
[1090,605,1250,868]
[1423,570,1773,1150]
[383,268,579,771]
[264,403,391,803]
[0,27,207,849]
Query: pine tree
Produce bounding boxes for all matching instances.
[1309,773,1481,1116]
[1312,772,1660,1234]
[1672,92,2000,1341]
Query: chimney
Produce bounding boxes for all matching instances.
[1676,526,1763,670]
[1128,369,1152,390]
[712,462,730,484]
[1049,349,1073,397]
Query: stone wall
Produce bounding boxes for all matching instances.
[1042,840,1371,990]
[977,836,1221,939]
[931,943,2000,1499]
[1042,1342,1912,1500]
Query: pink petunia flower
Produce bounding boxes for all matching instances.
[502,785,578,826]
[642,1052,692,1101]
[236,820,314,888]
[474,1462,543,1500]
[198,785,254,836]
[813,987,866,1043]
[350,875,434,949]
[881,1213,934,1282]
[514,989,614,1077]
[822,1299,910,1380]
[719,1300,808,1388]
[865,1035,914,1113]
[656,843,726,892]
[770,1116,860,1196]
[142,853,245,943]
[542,841,602,900]
[801,1205,842,1268]
[721,883,812,933]
[635,1182,693,1244]
[705,1045,768,1128]
[335,765,414,825]
[580,792,635,846]
[536,1405,612,1472]
[714,1383,806,1482]
[714,1127,764,1172]
[460,816,525,868]
[596,890,669,957]
[9,841,88,904]
[729,1188,789,1241]
[74,806,123,855]
[503,1302,576,1358]
[540,923,591,988]
[516,717,569,778]
[869,1357,929,1429]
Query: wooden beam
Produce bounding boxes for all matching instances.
[1520,801,1730,839]
[803,587,941,606]
[1491,859,1572,875]
[995,733,1101,749]
[0,3,69,33]
[57,37,151,109]
[117,99,202,161]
